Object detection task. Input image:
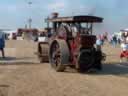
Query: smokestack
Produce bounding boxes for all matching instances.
[51,12,59,32]
[51,12,59,18]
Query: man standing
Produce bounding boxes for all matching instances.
[0,31,5,58]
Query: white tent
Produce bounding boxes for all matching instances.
[3,30,17,34]
[120,28,128,32]
[3,30,17,40]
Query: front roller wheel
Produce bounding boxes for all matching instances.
[37,43,49,63]
[49,39,70,72]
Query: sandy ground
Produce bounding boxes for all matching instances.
[0,40,128,96]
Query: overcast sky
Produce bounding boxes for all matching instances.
[0,0,128,34]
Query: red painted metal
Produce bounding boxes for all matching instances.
[47,15,103,67]
[120,51,128,58]
[70,33,80,64]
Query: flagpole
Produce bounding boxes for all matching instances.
[28,1,32,29]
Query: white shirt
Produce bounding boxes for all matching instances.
[121,43,128,51]
[38,36,48,42]
[96,39,102,45]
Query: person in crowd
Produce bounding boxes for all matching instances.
[100,34,104,45]
[96,35,103,51]
[112,35,117,47]
[120,39,128,62]
[117,37,121,44]
[107,34,112,44]
[103,32,108,41]
[0,31,5,58]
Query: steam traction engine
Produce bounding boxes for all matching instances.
[37,13,105,72]
[47,14,105,72]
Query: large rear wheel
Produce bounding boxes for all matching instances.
[78,49,95,72]
[94,50,103,70]
[49,40,70,72]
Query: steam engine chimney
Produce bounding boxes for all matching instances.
[51,12,59,32]
[52,12,59,18]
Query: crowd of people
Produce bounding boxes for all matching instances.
[96,31,128,62]
[0,29,128,62]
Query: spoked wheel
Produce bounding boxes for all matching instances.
[51,42,61,68]
[49,40,70,72]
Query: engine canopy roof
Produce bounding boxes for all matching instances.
[47,15,103,23]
